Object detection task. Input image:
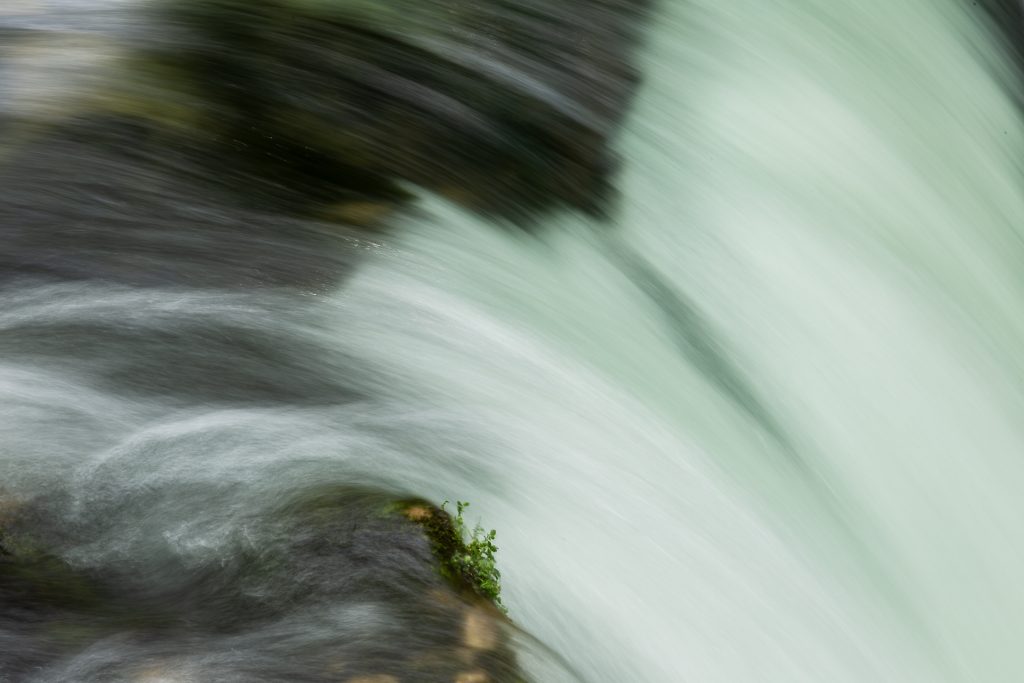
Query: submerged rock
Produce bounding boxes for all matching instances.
[0,0,649,292]
[0,489,527,682]
[2,0,650,246]
[142,0,650,225]
[0,0,649,679]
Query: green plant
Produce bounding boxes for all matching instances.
[444,500,503,609]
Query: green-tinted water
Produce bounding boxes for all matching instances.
[337,1,1024,679]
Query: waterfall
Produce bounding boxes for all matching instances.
[336,1,1024,680]
[2,0,1024,681]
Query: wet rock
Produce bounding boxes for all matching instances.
[0,115,375,291]
[454,672,490,683]
[0,0,650,292]
[0,489,528,682]
[141,0,651,225]
[463,608,500,651]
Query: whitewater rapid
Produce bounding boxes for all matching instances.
[3,0,1024,680]
[331,0,1024,680]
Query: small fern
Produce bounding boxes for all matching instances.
[445,500,503,609]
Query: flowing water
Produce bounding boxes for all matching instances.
[3,0,1024,681]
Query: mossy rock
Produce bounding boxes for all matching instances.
[396,500,504,610]
[0,487,528,682]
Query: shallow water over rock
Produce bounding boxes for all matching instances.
[4,0,1024,681]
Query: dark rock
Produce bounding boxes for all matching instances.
[0,489,526,682]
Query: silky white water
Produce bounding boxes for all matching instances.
[3,0,1024,680]
[327,1,1024,680]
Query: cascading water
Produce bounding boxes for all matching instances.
[332,1,1024,680]
[2,0,1024,681]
